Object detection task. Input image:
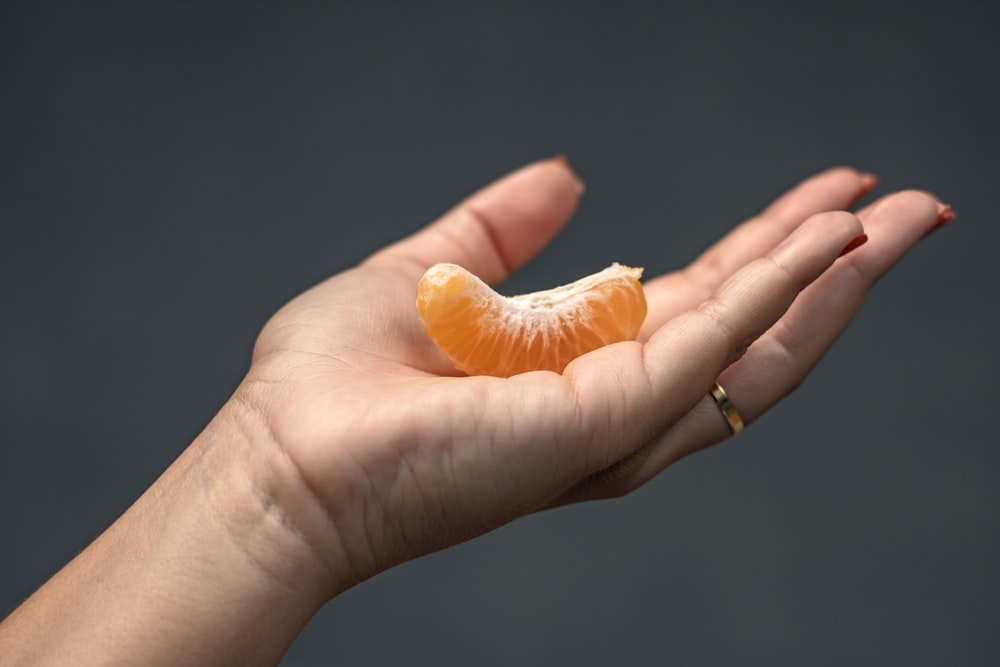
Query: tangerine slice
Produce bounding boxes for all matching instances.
[416,262,646,377]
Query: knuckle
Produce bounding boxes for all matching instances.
[697,299,753,363]
[697,298,739,344]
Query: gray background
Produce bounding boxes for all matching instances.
[2,1,998,664]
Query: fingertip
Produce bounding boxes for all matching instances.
[860,189,943,225]
[856,171,879,202]
[550,154,586,196]
[764,166,879,223]
[860,171,880,190]
[816,165,876,180]
[827,166,879,204]
[470,157,585,228]
[935,203,956,225]
[775,209,864,266]
[924,203,956,237]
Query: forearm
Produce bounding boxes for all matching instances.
[0,399,346,667]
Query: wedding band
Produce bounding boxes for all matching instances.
[710,382,744,436]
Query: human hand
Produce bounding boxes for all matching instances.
[236,157,951,596]
[0,157,951,666]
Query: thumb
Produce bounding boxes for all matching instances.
[365,156,585,286]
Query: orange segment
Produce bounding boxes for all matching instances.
[416,263,646,377]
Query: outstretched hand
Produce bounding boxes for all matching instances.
[0,157,951,666]
[238,157,950,590]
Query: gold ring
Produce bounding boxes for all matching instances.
[710,382,744,436]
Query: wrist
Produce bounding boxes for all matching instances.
[119,397,337,664]
[216,388,363,600]
[0,392,355,666]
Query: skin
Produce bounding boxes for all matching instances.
[0,158,951,665]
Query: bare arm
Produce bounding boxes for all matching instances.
[0,158,951,665]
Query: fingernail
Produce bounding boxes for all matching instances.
[553,154,586,196]
[848,173,879,208]
[931,203,956,230]
[860,172,879,192]
[839,233,869,257]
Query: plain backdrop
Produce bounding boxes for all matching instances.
[2,2,998,665]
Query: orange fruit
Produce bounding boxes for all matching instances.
[416,262,646,377]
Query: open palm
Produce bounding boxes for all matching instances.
[238,158,947,586]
